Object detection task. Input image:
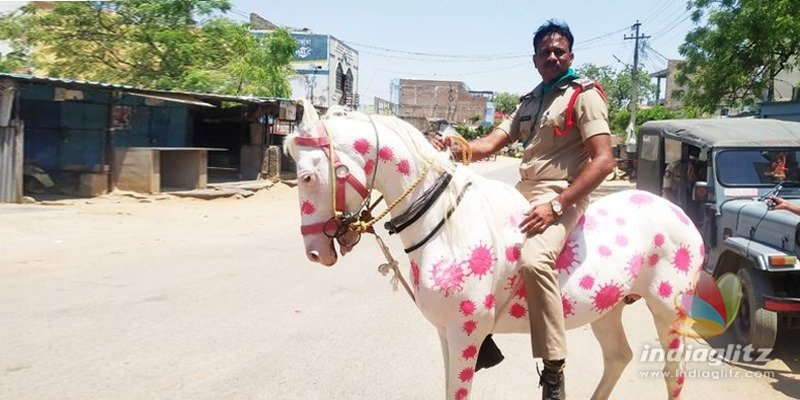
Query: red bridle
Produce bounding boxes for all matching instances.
[295,124,370,237]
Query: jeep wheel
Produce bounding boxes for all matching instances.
[734,268,778,349]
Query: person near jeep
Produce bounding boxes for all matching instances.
[430,19,614,400]
[768,196,800,214]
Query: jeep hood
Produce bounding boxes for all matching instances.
[722,199,800,253]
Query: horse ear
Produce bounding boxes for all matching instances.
[297,98,320,132]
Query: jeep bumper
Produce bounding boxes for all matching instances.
[763,295,800,312]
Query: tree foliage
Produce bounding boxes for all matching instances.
[493,91,519,114]
[576,63,658,134]
[678,0,800,112]
[0,0,297,97]
[577,63,656,113]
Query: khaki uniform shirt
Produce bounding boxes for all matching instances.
[497,80,610,188]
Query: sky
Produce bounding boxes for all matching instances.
[0,0,698,105]
[227,0,698,105]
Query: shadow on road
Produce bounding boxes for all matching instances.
[705,328,799,398]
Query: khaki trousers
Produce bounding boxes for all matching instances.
[515,180,589,360]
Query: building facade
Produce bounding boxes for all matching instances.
[391,79,490,124]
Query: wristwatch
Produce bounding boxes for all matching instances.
[550,199,564,217]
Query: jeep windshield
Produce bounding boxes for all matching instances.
[716,149,800,186]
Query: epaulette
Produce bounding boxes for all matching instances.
[555,78,608,137]
[570,78,597,91]
[519,89,535,102]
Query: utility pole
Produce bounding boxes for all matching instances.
[623,21,650,155]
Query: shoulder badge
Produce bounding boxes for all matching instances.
[519,90,535,102]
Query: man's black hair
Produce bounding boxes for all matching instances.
[533,19,574,52]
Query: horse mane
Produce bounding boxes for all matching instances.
[284,100,512,259]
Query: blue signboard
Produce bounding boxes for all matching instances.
[290,33,328,62]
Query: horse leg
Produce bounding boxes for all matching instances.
[588,303,632,400]
[438,329,451,399]
[440,326,485,400]
[648,302,686,400]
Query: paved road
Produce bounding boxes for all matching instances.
[0,156,797,400]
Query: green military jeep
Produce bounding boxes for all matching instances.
[636,118,800,349]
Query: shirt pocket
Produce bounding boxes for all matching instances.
[536,110,566,151]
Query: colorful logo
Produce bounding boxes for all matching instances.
[673,271,742,338]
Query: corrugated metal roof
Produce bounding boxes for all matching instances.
[640,118,800,149]
[0,72,292,106]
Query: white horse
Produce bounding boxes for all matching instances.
[285,102,703,400]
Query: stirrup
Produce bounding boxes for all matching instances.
[475,334,505,371]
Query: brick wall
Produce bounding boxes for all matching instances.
[398,79,488,123]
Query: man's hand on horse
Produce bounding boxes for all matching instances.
[519,203,556,236]
[429,133,464,162]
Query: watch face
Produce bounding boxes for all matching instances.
[551,200,563,214]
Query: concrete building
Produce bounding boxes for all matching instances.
[251,14,359,109]
[390,79,491,124]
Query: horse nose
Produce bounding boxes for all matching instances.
[307,251,321,263]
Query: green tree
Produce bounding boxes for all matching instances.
[678,0,800,112]
[0,0,297,97]
[493,91,520,114]
[577,63,656,113]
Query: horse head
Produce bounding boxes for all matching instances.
[285,100,372,266]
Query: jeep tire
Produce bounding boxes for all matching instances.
[734,268,778,349]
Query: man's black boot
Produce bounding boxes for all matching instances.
[475,334,504,371]
[538,359,566,400]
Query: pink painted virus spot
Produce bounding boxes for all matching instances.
[592,282,623,312]
[562,294,575,318]
[364,159,376,175]
[630,192,654,205]
[669,338,681,350]
[676,372,686,385]
[514,283,526,299]
[648,253,660,267]
[616,234,629,247]
[628,254,644,279]
[555,240,580,273]
[580,274,595,290]
[430,259,465,296]
[484,294,495,310]
[505,245,521,263]
[378,146,394,162]
[672,386,683,398]
[396,159,411,176]
[300,200,315,216]
[616,217,626,225]
[460,300,476,316]
[583,216,598,231]
[654,233,665,247]
[598,208,609,216]
[509,303,527,319]
[598,245,612,257]
[459,367,474,383]
[658,281,673,299]
[364,160,375,175]
[671,206,692,225]
[455,388,469,400]
[462,320,477,336]
[468,244,493,278]
[462,345,477,360]
[352,138,371,155]
[410,261,420,289]
[673,246,692,273]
